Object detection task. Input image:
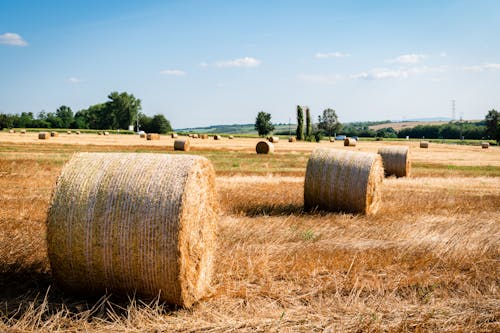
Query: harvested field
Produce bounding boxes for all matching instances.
[0,134,499,331]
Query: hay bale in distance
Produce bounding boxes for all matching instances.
[9,129,15,133]
[377,146,410,177]
[304,148,383,215]
[38,132,49,140]
[192,134,199,139]
[228,135,234,139]
[50,131,59,137]
[171,133,179,139]
[200,134,208,139]
[76,131,81,135]
[147,133,160,140]
[256,141,274,154]
[174,139,190,151]
[139,133,146,138]
[21,129,26,134]
[67,130,72,134]
[329,137,335,142]
[104,131,110,136]
[47,153,218,307]
[97,131,102,135]
[481,142,489,149]
[420,141,429,148]
[268,136,280,143]
[344,138,357,146]
[214,135,222,140]
[288,137,296,142]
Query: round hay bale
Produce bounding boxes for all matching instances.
[288,137,296,142]
[104,131,110,136]
[20,129,26,134]
[213,135,222,140]
[344,138,357,146]
[171,133,179,139]
[139,133,146,139]
[38,132,49,140]
[50,131,59,137]
[329,137,335,142]
[377,146,410,177]
[97,131,102,135]
[67,130,72,134]
[174,139,190,151]
[147,133,160,140]
[268,136,279,143]
[76,131,81,135]
[228,135,234,139]
[9,129,15,133]
[304,148,383,215]
[256,141,274,154]
[420,141,429,148]
[481,142,489,149]
[47,152,218,307]
[200,134,208,139]
[192,134,199,139]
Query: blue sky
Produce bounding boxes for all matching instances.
[1,0,499,128]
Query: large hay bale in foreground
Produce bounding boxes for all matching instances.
[47,153,218,307]
[147,133,160,140]
[256,141,274,154]
[344,138,357,146]
[268,136,279,143]
[304,148,383,215]
[377,146,410,177]
[38,132,49,140]
[174,139,190,151]
[481,142,489,149]
[420,141,429,148]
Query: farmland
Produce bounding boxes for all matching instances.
[0,132,499,332]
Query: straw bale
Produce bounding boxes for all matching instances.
[420,141,429,148]
[256,141,274,154]
[147,133,160,140]
[304,148,383,215]
[104,131,110,136]
[47,152,218,307]
[76,131,81,135]
[171,133,179,139]
[329,137,335,142]
[344,138,357,146]
[97,131,102,135]
[288,137,296,142]
[174,139,190,151]
[377,146,410,177]
[228,135,234,139]
[38,132,49,140]
[214,135,222,140]
[200,134,208,139]
[139,133,146,138]
[21,129,26,134]
[50,131,59,137]
[481,142,489,149]
[9,129,14,133]
[67,130,72,134]
[268,136,279,143]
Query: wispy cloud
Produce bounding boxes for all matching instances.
[160,69,186,76]
[215,57,261,68]
[67,77,82,84]
[462,63,500,72]
[0,32,28,46]
[389,54,427,64]
[315,52,350,59]
[297,74,344,84]
[352,66,445,80]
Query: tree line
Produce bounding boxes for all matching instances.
[0,91,173,134]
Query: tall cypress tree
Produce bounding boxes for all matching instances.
[305,107,311,138]
[296,105,304,140]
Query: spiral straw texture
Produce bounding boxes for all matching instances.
[344,138,357,146]
[304,148,383,215]
[377,146,410,177]
[47,152,218,307]
[38,132,49,140]
[256,141,274,154]
[174,139,190,151]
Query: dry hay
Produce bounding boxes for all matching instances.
[76,130,81,135]
[304,148,383,215]
[104,131,110,136]
[20,129,26,134]
[67,130,72,134]
[214,135,222,140]
[171,133,179,139]
[228,135,234,139]
[47,152,218,307]
[481,142,490,149]
[268,136,280,143]
[377,146,410,177]
[329,137,335,142]
[256,141,274,154]
[38,132,49,140]
[200,134,208,139]
[139,133,146,138]
[50,131,59,137]
[344,137,357,146]
[147,133,160,140]
[288,137,296,142]
[420,141,429,148]
[8,129,15,133]
[174,139,190,151]
[192,134,199,139]
[97,131,102,135]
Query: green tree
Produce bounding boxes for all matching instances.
[0,114,14,129]
[106,91,142,130]
[318,108,341,138]
[305,107,312,139]
[254,111,275,137]
[485,109,499,143]
[296,105,304,140]
[150,114,172,134]
[56,105,74,128]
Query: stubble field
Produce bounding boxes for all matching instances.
[0,132,499,332]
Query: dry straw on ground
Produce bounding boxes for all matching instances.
[288,137,296,142]
[344,138,357,146]
[171,133,178,139]
[147,133,160,140]
[38,132,49,140]
[482,142,490,149]
[174,139,190,151]
[256,141,274,154]
[304,148,383,214]
[378,146,410,177]
[420,141,429,148]
[46,152,218,307]
[268,136,280,143]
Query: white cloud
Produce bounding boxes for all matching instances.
[315,52,350,59]
[389,54,427,64]
[0,32,28,46]
[439,52,448,57]
[215,57,261,68]
[352,66,445,80]
[484,63,500,70]
[198,61,209,68]
[462,63,500,72]
[297,74,343,84]
[160,69,186,76]
[67,77,82,84]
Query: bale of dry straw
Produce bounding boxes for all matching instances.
[76,131,81,135]
[47,152,218,307]
[256,141,274,154]
[38,132,49,140]
[9,129,15,133]
[329,137,335,142]
[139,133,146,138]
[481,142,489,149]
[104,131,110,136]
[147,133,160,140]
[228,135,234,139]
[171,133,178,139]
[377,146,410,177]
[304,148,383,215]
[21,129,26,134]
[420,141,429,148]
[174,139,190,151]
[50,131,59,137]
[344,138,357,146]
[214,135,222,140]
[268,136,279,143]
[288,137,296,142]
[192,134,199,139]
[200,134,208,139]
[67,130,72,134]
